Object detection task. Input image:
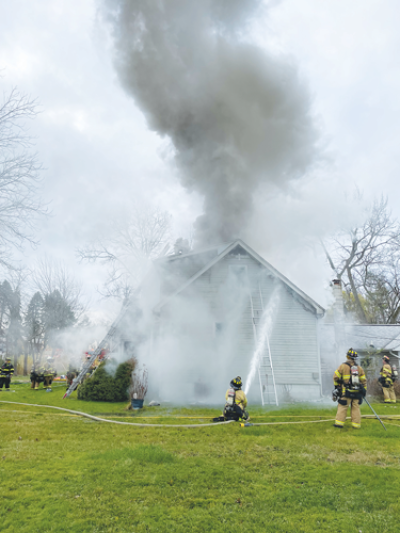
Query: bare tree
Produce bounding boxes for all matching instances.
[361,256,400,324]
[32,257,86,322]
[0,280,12,357]
[77,206,172,300]
[323,197,400,323]
[24,291,45,369]
[0,84,47,267]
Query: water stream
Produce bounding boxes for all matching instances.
[244,286,281,395]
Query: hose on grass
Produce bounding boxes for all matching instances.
[0,401,234,428]
[1,400,399,429]
[242,419,337,426]
[243,415,400,427]
[0,400,338,426]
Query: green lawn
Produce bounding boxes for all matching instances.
[1,383,400,533]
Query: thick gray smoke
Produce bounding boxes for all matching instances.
[101,0,318,245]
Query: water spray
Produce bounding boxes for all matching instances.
[244,286,280,396]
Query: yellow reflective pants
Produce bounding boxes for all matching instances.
[335,397,361,429]
[383,385,396,403]
[43,376,53,389]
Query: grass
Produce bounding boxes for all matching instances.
[1,384,400,532]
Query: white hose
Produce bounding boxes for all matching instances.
[0,401,233,428]
[2,400,398,429]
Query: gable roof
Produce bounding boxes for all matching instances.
[153,239,325,316]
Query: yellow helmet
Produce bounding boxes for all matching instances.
[347,348,358,360]
[230,376,242,390]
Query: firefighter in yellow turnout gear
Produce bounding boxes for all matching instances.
[223,376,249,421]
[380,355,397,403]
[43,356,57,392]
[30,365,45,389]
[333,349,367,429]
[0,357,14,390]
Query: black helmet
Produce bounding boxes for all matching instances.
[346,348,358,361]
[230,376,242,390]
[383,355,390,363]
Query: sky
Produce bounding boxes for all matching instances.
[1,0,400,318]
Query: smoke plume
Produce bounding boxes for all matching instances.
[101,0,318,245]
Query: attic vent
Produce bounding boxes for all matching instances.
[228,245,248,259]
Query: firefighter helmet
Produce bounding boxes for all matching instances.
[5,357,11,362]
[346,348,358,360]
[230,376,242,390]
[383,355,390,363]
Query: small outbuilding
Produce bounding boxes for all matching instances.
[319,322,400,388]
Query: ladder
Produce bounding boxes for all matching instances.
[249,284,278,406]
[63,301,130,399]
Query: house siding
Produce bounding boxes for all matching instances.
[155,248,321,403]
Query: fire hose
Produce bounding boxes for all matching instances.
[0,401,234,428]
[1,400,397,429]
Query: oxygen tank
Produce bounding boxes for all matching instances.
[226,388,235,406]
[351,365,359,386]
[392,365,398,380]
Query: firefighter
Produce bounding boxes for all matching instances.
[43,356,57,392]
[66,366,78,388]
[380,355,397,404]
[333,348,367,429]
[98,348,108,361]
[31,364,45,389]
[30,365,38,389]
[0,357,14,390]
[81,353,97,381]
[223,376,249,421]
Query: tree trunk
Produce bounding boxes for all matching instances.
[347,267,369,323]
[23,346,28,375]
[13,351,18,376]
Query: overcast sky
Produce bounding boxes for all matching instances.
[1,0,400,316]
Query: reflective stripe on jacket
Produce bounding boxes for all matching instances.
[333,362,367,392]
[381,363,393,385]
[44,367,56,378]
[0,363,14,376]
[225,389,247,408]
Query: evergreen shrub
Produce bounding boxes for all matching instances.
[78,358,136,402]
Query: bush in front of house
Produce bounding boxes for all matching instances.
[114,358,137,401]
[77,358,136,402]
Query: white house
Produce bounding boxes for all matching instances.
[110,239,325,404]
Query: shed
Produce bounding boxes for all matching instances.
[319,323,400,390]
